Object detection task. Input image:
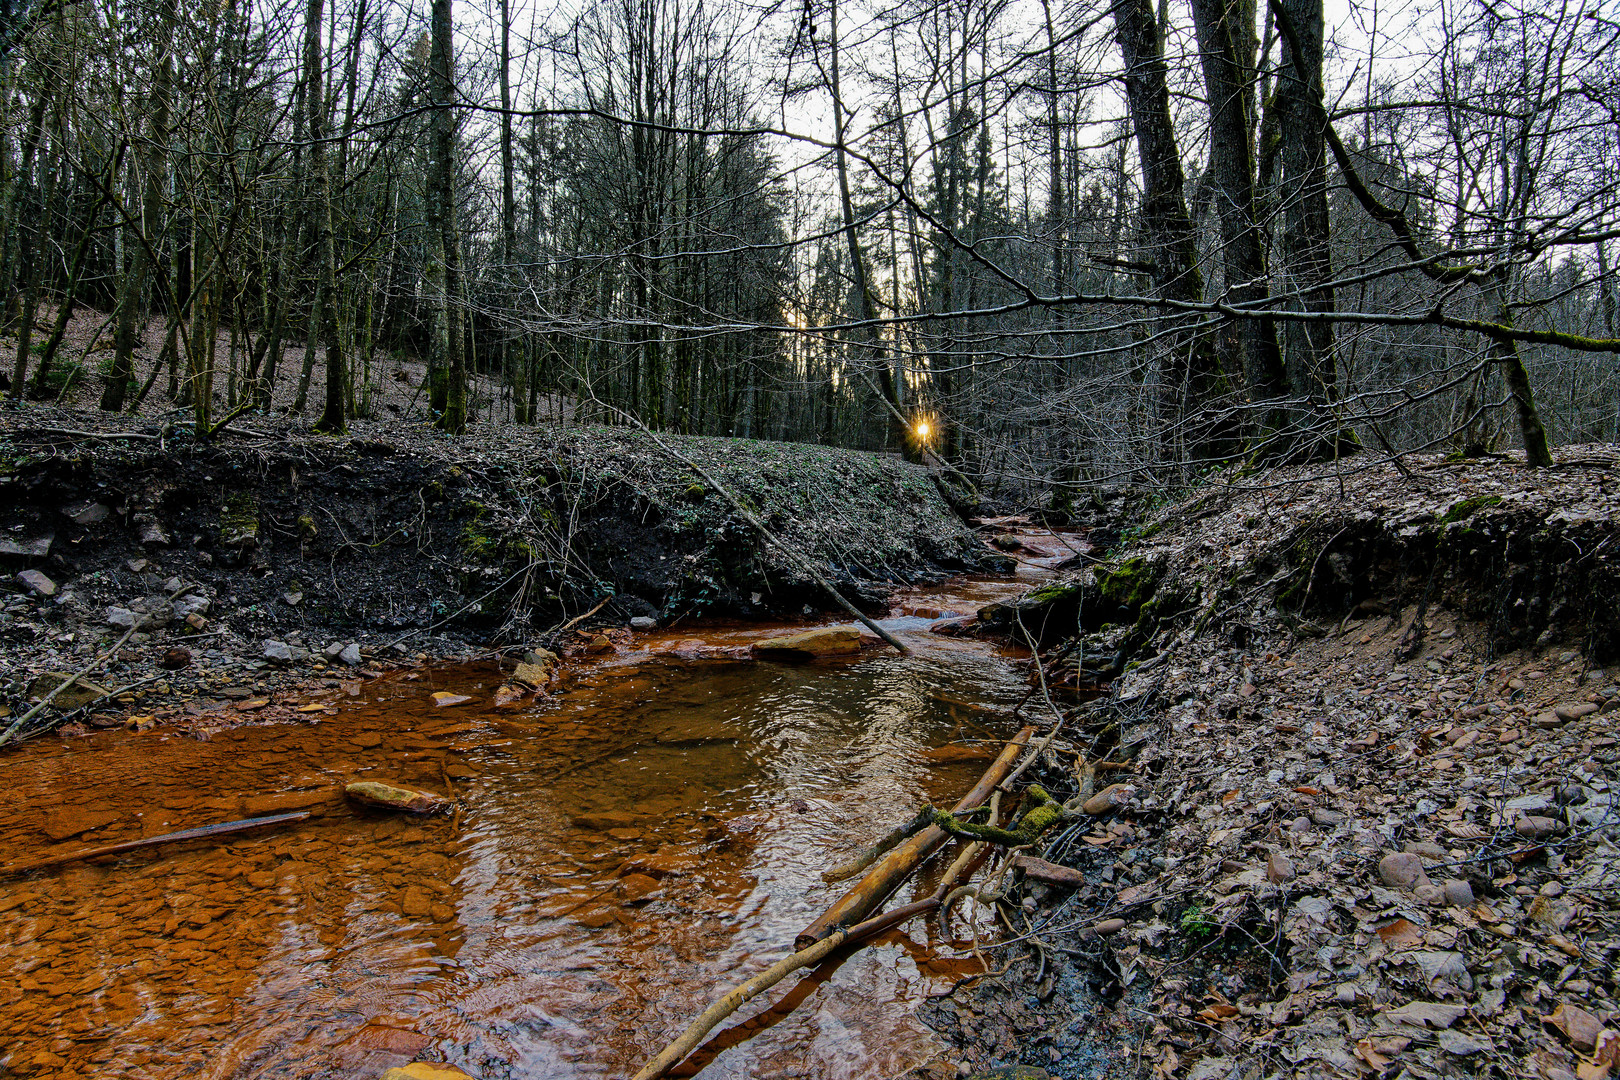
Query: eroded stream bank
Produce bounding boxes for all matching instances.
[0,532,1088,1080]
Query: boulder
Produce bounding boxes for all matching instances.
[344,781,453,814]
[752,627,863,658]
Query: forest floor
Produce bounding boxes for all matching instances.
[913,448,1620,1080]
[0,405,997,745]
[2,300,546,425]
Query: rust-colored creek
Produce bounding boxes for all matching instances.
[0,539,1077,1080]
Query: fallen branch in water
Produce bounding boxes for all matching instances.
[631,818,997,1080]
[820,806,934,883]
[1,811,311,877]
[797,724,1034,949]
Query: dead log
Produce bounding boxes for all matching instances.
[2,811,311,877]
[795,724,1033,950]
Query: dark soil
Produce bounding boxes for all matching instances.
[0,407,1005,743]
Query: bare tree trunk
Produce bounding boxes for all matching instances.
[1113,0,1227,459]
[307,0,345,434]
[428,0,465,432]
[1188,0,1286,433]
[1270,0,1335,414]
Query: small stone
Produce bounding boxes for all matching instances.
[1335,983,1358,1004]
[15,569,55,596]
[1413,883,1445,905]
[630,616,656,630]
[339,643,362,666]
[1404,840,1447,860]
[1310,807,1347,826]
[1515,815,1561,839]
[431,692,473,708]
[619,873,663,902]
[1267,851,1296,883]
[1443,879,1475,906]
[1378,852,1431,891]
[107,606,138,629]
[512,661,552,688]
[184,612,208,630]
[1092,918,1126,936]
[282,591,303,607]
[41,806,121,840]
[324,642,345,659]
[126,558,149,573]
[62,500,109,526]
[263,639,294,662]
[1555,702,1599,721]
[158,647,191,670]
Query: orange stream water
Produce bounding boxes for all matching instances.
[0,533,1080,1080]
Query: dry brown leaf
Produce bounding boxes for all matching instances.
[1446,820,1488,839]
[1197,1004,1240,1023]
[1544,1003,1606,1054]
[1354,1039,1392,1071]
[1376,918,1423,948]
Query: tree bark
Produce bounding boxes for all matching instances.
[1187,0,1286,428]
[1112,0,1228,459]
[428,0,465,433]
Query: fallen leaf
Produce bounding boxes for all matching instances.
[1446,821,1488,839]
[1196,1004,1240,1023]
[295,703,329,714]
[1354,1039,1392,1070]
[1545,1003,1606,1054]
[1384,1001,1468,1029]
[1377,918,1423,948]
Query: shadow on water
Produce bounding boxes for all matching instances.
[0,531,1084,1080]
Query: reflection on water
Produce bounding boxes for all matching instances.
[0,535,1079,1080]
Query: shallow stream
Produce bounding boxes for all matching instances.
[0,531,1081,1080]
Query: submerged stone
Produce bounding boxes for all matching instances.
[345,781,452,814]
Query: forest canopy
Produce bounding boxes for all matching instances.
[2,0,1617,496]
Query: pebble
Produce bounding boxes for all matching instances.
[1515,815,1561,839]
[1443,879,1475,906]
[1267,851,1296,883]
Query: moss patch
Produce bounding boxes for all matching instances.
[1440,495,1503,525]
[1097,556,1159,610]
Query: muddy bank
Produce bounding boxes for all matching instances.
[913,450,1620,1080]
[0,408,1004,738]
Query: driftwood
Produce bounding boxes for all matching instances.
[1,811,311,877]
[796,724,1034,950]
